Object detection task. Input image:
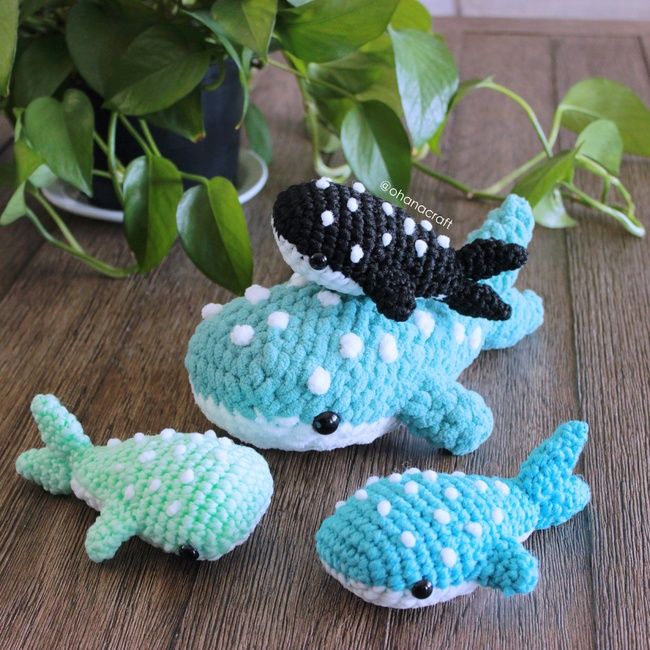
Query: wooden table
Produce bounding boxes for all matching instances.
[1,17,649,650]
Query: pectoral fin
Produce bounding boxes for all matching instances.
[445,281,512,321]
[479,538,539,596]
[362,268,416,322]
[85,504,138,562]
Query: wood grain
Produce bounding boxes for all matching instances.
[1,18,649,650]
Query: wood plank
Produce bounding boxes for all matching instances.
[554,34,650,649]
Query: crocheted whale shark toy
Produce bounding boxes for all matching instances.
[316,421,590,609]
[16,395,273,562]
[186,194,543,453]
[272,179,528,322]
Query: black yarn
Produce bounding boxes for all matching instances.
[272,181,528,322]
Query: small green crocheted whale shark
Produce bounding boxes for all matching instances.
[316,421,591,609]
[16,395,273,562]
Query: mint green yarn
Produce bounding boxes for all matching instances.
[16,395,273,562]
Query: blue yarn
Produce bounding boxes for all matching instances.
[186,195,544,452]
[315,421,590,609]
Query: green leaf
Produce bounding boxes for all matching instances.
[277,0,399,63]
[389,28,458,147]
[123,156,183,273]
[23,90,94,195]
[391,0,431,31]
[244,102,272,164]
[533,187,577,229]
[11,35,74,107]
[176,178,252,293]
[0,183,27,225]
[0,0,18,96]
[210,0,277,56]
[559,78,650,157]
[340,100,411,199]
[146,87,205,142]
[575,118,623,175]
[106,25,210,115]
[512,149,578,208]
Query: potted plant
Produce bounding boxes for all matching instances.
[1,0,648,295]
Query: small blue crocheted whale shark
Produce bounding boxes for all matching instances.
[186,195,543,452]
[316,421,591,609]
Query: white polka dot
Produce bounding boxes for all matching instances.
[453,323,466,344]
[352,182,366,193]
[379,333,398,363]
[382,202,394,216]
[230,324,255,346]
[160,428,175,440]
[113,463,124,472]
[404,481,419,495]
[347,197,359,212]
[441,547,457,568]
[308,366,331,395]
[420,220,433,231]
[149,479,161,492]
[174,444,186,457]
[166,501,181,516]
[444,486,459,500]
[264,311,289,330]
[317,290,341,307]
[413,310,435,339]
[401,531,416,548]
[133,432,146,444]
[288,273,309,287]
[475,479,488,492]
[355,489,368,501]
[315,177,330,189]
[434,509,451,524]
[415,240,428,257]
[106,438,121,448]
[123,485,135,500]
[215,449,228,462]
[495,480,510,496]
[204,429,216,440]
[452,471,465,477]
[366,476,380,485]
[339,333,363,359]
[201,303,223,320]
[469,326,482,350]
[180,469,195,484]
[350,245,364,263]
[220,437,233,447]
[377,500,391,517]
[321,210,334,226]
[245,284,270,305]
[405,468,420,474]
[465,522,482,537]
[335,500,345,510]
[388,473,402,483]
[437,234,450,248]
[382,233,392,246]
[422,470,438,482]
[404,217,416,235]
[139,450,156,463]
[492,508,505,524]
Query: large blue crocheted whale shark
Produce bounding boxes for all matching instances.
[186,195,543,452]
[316,421,591,608]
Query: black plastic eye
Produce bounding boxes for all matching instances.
[179,544,199,560]
[411,578,433,599]
[312,411,340,434]
[309,253,328,270]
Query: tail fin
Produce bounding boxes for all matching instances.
[456,239,528,282]
[466,195,535,295]
[16,395,91,495]
[516,421,590,530]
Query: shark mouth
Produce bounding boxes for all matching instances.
[321,559,479,609]
[273,230,364,296]
[192,391,398,452]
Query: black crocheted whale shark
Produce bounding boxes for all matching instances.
[272,179,528,322]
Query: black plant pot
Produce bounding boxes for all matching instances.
[91,61,243,210]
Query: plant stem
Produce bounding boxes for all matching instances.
[93,133,124,172]
[92,169,113,179]
[138,119,162,156]
[107,112,125,205]
[478,151,546,195]
[267,58,357,100]
[179,171,208,185]
[32,191,84,252]
[119,115,152,155]
[413,160,505,202]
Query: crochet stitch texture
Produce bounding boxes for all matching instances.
[186,194,543,452]
[16,394,273,562]
[316,421,591,609]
